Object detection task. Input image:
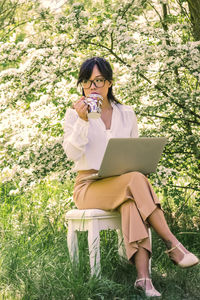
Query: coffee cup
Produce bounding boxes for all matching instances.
[84,93,103,119]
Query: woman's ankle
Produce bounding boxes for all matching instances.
[163,237,179,250]
[136,272,150,280]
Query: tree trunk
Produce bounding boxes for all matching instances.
[187,0,200,41]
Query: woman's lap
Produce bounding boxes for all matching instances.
[73,171,160,214]
[73,171,160,260]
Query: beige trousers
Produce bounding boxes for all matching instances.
[73,171,161,261]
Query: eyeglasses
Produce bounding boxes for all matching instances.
[81,78,106,89]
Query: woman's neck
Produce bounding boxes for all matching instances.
[101,98,112,110]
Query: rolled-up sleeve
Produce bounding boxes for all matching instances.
[62,108,89,161]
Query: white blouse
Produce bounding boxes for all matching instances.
[62,102,139,171]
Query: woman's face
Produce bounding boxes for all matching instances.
[83,65,112,101]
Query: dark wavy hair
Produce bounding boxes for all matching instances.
[77,57,120,104]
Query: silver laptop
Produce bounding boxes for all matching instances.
[84,137,167,180]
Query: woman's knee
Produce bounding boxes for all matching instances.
[129,171,146,182]
[118,199,134,213]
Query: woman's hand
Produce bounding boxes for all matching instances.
[73,97,88,121]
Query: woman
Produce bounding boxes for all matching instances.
[63,57,199,297]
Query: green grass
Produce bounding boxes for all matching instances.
[0,178,199,300]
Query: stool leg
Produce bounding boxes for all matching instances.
[116,228,127,259]
[67,221,79,263]
[88,220,101,277]
[148,227,152,275]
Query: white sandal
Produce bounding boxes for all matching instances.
[165,242,199,268]
[134,278,161,297]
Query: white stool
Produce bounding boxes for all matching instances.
[66,209,152,277]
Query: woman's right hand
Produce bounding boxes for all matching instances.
[73,97,88,121]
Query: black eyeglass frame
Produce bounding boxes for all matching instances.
[80,79,107,89]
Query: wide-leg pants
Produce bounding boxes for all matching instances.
[73,170,161,261]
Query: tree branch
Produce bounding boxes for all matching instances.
[140,113,200,125]
[169,184,200,191]
[119,0,136,19]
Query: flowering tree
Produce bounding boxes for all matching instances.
[0,0,44,43]
[0,0,199,217]
[0,0,18,40]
